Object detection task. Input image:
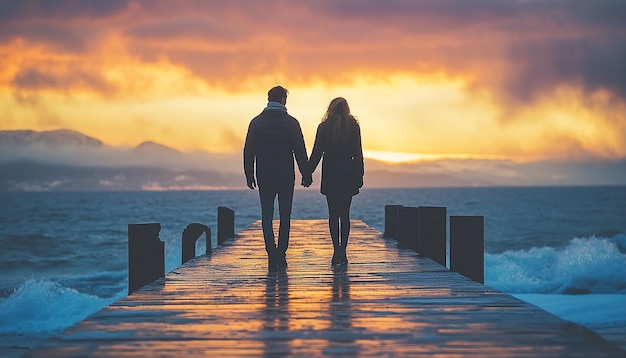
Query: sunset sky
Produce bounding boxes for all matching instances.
[1,0,626,164]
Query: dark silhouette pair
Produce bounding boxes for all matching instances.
[244,86,364,270]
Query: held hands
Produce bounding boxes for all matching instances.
[247,178,257,190]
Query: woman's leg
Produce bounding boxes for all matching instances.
[338,195,353,248]
[328,194,353,264]
[326,195,341,263]
[338,195,353,263]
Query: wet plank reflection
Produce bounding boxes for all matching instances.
[28,220,622,357]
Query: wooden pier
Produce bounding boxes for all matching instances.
[28,220,622,357]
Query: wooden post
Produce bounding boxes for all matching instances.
[128,223,164,294]
[218,207,235,245]
[182,223,211,265]
[384,205,403,239]
[398,206,419,249]
[417,206,447,266]
[450,216,484,283]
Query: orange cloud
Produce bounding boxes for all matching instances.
[3,1,625,98]
[1,0,625,161]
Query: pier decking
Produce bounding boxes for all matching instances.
[28,220,622,357]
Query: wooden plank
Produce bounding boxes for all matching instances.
[27,220,623,357]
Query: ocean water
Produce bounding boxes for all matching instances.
[1,187,625,353]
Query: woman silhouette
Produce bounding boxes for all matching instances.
[309,97,364,265]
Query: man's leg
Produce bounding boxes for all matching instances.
[276,184,294,256]
[258,185,278,256]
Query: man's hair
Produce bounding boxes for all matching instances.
[268,86,288,102]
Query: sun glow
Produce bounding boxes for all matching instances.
[363,150,506,163]
[363,151,436,163]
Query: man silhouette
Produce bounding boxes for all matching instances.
[244,86,312,269]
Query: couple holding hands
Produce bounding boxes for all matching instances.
[243,85,364,270]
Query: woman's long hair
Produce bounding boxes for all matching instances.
[322,97,359,145]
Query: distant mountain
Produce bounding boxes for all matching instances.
[0,129,103,147]
[0,129,224,172]
[0,160,243,191]
[363,169,495,188]
[131,141,183,157]
[1,129,624,191]
[0,129,248,190]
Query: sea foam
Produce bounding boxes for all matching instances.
[0,278,122,335]
[486,234,626,294]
